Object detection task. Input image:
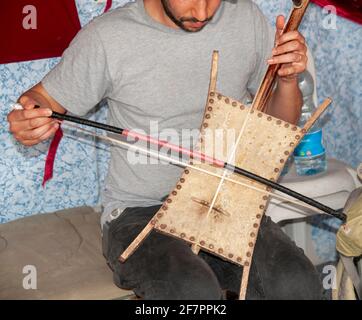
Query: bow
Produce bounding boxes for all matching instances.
[50,110,346,222]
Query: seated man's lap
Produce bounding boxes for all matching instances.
[106,205,323,300]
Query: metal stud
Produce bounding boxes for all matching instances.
[170,229,175,234]
[253,223,259,228]
[237,257,242,262]
[240,105,245,110]
[217,94,222,100]
[232,102,237,107]
[284,151,290,156]
[274,168,280,173]
[277,120,282,125]
[167,199,172,203]
[185,170,189,174]
[292,127,298,131]
[295,135,301,140]
[180,233,186,238]
[256,214,262,219]
[176,185,182,190]
[190,236,195,241]
[228,253,234,258]
[172,191,177,196]
[262,196,268,201]
[250,232,256,238]
[162,205,168,210]
[205,114,211,119]
[259,205,265,210]
[209,99,214,104]
[290,142,295,147]
[284,123,290,128]
[180,178,185,183]
[203,123,208,128]
[157,213,163,218]
[225,98,230,104]
[208,106,212,111]
[210,92,215,97]
[267,116,272,121]
[218,248,224,254]
[280,159,285,163]
[249,242,254,247]
[160,224,167,229]
[246,252,252,258]
[209,244,214,250]
[258,113,263,118]
[244,261,250,267]
[200,240,206,246]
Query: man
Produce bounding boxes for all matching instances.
[7,0,323,299]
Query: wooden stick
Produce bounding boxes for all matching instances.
[119,222,154,262]
[303,98,332,132]
[208,51,219,94]
[239,264,251,300]
[191,244,201,255]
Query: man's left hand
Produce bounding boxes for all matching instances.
[268,15,308,81]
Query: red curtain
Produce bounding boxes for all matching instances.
[0,0,81,64]
[311,0,362,25]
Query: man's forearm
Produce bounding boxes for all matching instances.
[266,77,303,125]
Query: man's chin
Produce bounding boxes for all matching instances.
[181,23,207,33]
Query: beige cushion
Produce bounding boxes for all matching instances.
[0,207,133,300]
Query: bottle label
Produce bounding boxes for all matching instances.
[294,129,325,158]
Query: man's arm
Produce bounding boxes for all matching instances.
[266,77,303,124]
[264,15,308,124]
[7,83,66,146]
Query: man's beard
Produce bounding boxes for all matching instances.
[160,0,212,32]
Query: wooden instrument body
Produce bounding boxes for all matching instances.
[152,92,303,267]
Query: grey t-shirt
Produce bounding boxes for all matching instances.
[42,0,274,226]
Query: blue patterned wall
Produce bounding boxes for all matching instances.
[1,0,361,230]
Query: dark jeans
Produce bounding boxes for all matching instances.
[105,205,323,300]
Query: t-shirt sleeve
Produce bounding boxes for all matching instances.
[246,3,275,97]
[42,22,111,116]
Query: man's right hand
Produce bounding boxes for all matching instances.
[7,83,66,146]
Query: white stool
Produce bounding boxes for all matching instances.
[267,158,359,223]
[266,158,361,265]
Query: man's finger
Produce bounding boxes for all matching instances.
[275,15,285,44]
[17,122,58,141]
[278,65,299,77]
[272,40,305,56]
[19,96,38,110]
[21,124,59,146]
[7,108,52,122]
[9,117,55,133]
[268,52,305,65]
[277,31,306,46]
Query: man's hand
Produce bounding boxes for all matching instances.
[7,83,66,146]
[268,15,308,81]
[7,96,59,146]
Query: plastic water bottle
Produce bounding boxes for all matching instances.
[294,71,327,176]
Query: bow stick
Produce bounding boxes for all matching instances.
[49,110,346,222]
